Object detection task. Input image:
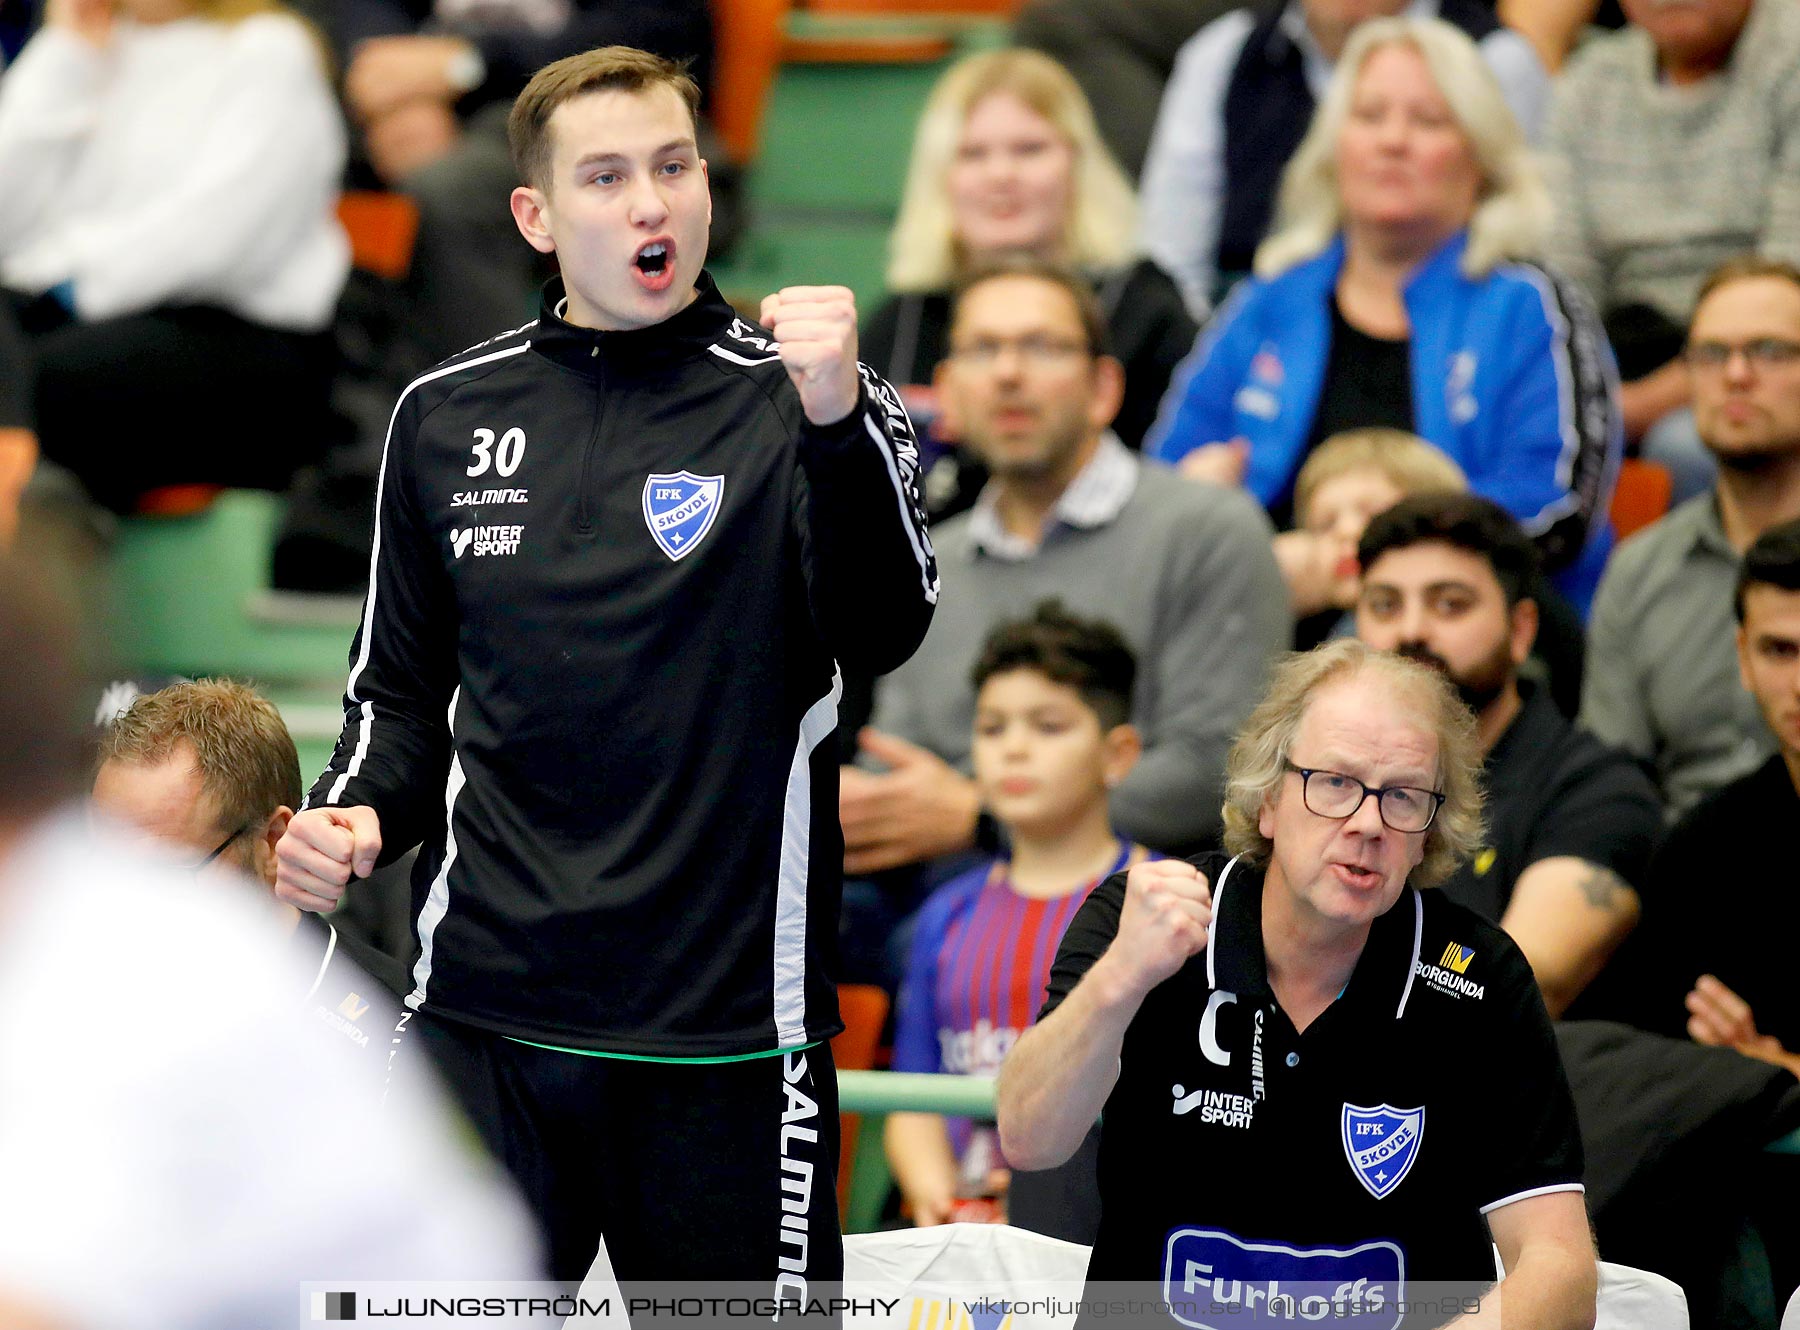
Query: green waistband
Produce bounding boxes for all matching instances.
[502,1036,820,1064]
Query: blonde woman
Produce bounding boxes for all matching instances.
[0,0,347,513]
[866,47,1195,503]
[1147,17,1621,615]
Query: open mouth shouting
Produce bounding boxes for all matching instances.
[1331,861,1384,891]
[632,237,676,292]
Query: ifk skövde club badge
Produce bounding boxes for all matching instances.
[643,471,725,562]
[1341,1103,1424,1200]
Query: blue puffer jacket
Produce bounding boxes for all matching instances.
[1148,232,1621,613]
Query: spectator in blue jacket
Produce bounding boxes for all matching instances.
[1147,16,1620,614]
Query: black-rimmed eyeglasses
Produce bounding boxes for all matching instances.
[948,334,1090,367]
[192,822,252,874]
[1283,762,1444,833]
[1682,338,1800,372]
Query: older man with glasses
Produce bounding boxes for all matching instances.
[1000,639,1596,1329]
[92,678,409,1054]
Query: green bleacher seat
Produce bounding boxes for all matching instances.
[710,21,1007,310]
[106,490,358,686]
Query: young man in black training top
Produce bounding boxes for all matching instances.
[274,45,938,1285]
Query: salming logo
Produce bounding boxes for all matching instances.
[775,1052,817,1305]
[857,364,925,480]
[728,318,777,353]
[1250,1008,1266,1102]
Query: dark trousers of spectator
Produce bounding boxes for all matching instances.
[1,289,334,512]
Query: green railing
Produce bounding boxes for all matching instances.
[838,1071,994,1234]
[839,1070,996,1117]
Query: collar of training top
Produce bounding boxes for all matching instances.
[289,908,338,998]
[531,271,741,374]
[1203,852,1426,1022]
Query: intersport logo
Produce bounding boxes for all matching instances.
[451,525,524,559]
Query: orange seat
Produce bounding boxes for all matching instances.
[134,483,226,518]
[336,191,420,281]
[829,983,891,1215]
[802,0,1019,12]
[783,33,953,62]
[1610,457,1674,541]
[780,0,1001,66]
[712,0,954,132]
[712,0,790,164]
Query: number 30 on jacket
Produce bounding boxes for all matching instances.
[468,428,527,478]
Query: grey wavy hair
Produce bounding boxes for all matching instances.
[1221,640,1485,889]
[1255,16,1551,281]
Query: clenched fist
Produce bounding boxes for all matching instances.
[762,285,860,427]
[275,805,383,914]
[1105,858,1214,998]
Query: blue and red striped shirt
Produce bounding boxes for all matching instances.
[892,842,1144,1157]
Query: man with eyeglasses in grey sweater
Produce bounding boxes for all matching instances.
[839,256,1288,986]
[1583,257,1800,816]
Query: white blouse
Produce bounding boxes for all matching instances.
[0,14,350,331]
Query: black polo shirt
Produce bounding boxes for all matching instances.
[1440,684,1661,934]
[295,913,408,1061]
[1041,852,1583,1320]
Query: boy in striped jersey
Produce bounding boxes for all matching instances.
[886,601,1148,1225]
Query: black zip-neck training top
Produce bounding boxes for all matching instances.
[308,273,938,1056]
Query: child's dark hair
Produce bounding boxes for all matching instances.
[971,600,1136,729]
